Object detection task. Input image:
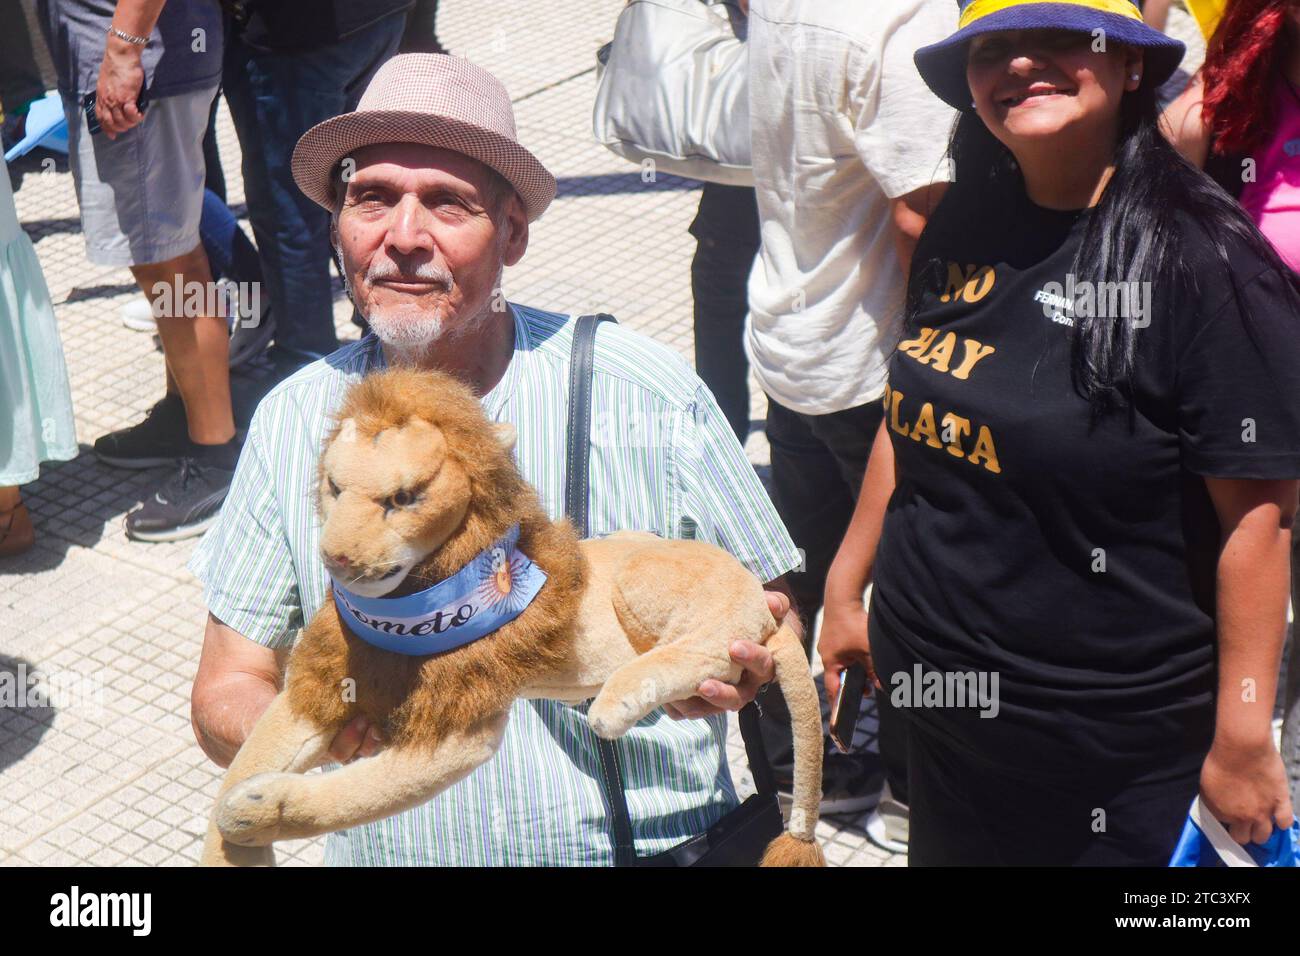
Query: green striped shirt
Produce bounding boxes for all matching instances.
[190,303,801,866]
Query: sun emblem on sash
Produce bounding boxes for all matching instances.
[490,546,513,597]
[473,541,537,616]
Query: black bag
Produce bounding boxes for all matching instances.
[564,313,785,867]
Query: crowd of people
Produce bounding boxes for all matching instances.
[2,0,1299,866]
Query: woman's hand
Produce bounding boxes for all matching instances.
[818,597,877,704]
[1199,738,1295,845]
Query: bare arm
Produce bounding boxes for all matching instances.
[891,182,948,277]
[1142,0,1172,32]
[819,420,896,700]
[1160,72,1211,169]
[191,613,380,768]
[191,614,283,768]
[1200,477,1297,843]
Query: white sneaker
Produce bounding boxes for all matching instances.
[120,298,157,332]
[864,780,909,854]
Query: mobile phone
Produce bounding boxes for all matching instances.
[829,662,868,754]
[82,89,150,136]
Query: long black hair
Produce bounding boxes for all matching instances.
[909,82,1300,421]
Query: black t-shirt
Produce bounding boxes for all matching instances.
[870,181,1300,783]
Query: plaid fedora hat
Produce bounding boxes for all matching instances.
[914,0,1185,110]
[292,54,557,221]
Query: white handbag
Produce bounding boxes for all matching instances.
[592,0,753,187]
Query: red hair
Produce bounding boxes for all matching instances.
[1201,0,1293,156]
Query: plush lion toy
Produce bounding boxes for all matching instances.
[201,368,824,867]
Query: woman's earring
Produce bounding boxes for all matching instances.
[1131,73,1140,82]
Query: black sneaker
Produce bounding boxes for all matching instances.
[125,457,235,542]
[94,395,193,469]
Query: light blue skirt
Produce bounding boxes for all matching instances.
[0,159,77,486]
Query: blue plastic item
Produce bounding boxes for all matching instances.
[4,91,69,163]
[1169,797,1299,867]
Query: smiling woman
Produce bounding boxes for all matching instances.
[817,0,1300,866]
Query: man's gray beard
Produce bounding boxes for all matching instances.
[344,263,503,364]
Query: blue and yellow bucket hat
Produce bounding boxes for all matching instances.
[914,0,1186,110]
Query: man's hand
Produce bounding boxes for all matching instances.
[95,34,147,139]
[326,715,386,765]
[662,590,789,719]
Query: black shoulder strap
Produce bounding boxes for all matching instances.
[564,313,617,538]
[564,311,775,869]
[564,313,636,866]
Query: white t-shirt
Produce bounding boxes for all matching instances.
[745,0,957,416]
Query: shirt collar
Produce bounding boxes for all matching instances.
[356,302,531,419]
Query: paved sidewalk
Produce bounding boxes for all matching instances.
[1,1,901,867]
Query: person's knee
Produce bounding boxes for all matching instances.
[129,243,213,288]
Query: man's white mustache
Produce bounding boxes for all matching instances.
[367,261,453,287]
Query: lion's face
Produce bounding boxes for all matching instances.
[317,415,512,597]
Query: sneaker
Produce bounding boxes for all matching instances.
[120,297,157,332]
[94,395,193,469]
[125,457,235,542]
[777,751,885,817]
[864,780,910,853]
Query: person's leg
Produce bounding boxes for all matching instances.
[222,12,404,370]
[129,244,234,446]
[201,89,227,204]
[756,398,882,808]
[904,717,1003,865]
[797,401,910,811]
[400,0,445,54]
[0,485,34,556]
[0,1,46,129]
[66,83,232,473]
[197,186,274,375]
[689,183,759,446]
[905,712,1202,866]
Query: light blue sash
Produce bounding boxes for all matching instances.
[331,523,547,656]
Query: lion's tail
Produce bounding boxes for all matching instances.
[759,620,826,867]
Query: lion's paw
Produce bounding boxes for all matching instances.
[215,773,295,846]
[587,694,642,740]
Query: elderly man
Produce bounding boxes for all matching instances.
[189,55,804,865]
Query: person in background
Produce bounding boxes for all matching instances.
[1162,0,1300,817]
[38,0,239,543]
[822,0,1300,865]
[690,180,760,446]
[0,158,78,557]
[685,0,760,448]
[217,0,411,391]
[0,0,48,152]
[402,0,445,54]
[1144,0,1172,29]
[743,0,955,833]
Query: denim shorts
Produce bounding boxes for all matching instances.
[63,84,217,268]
